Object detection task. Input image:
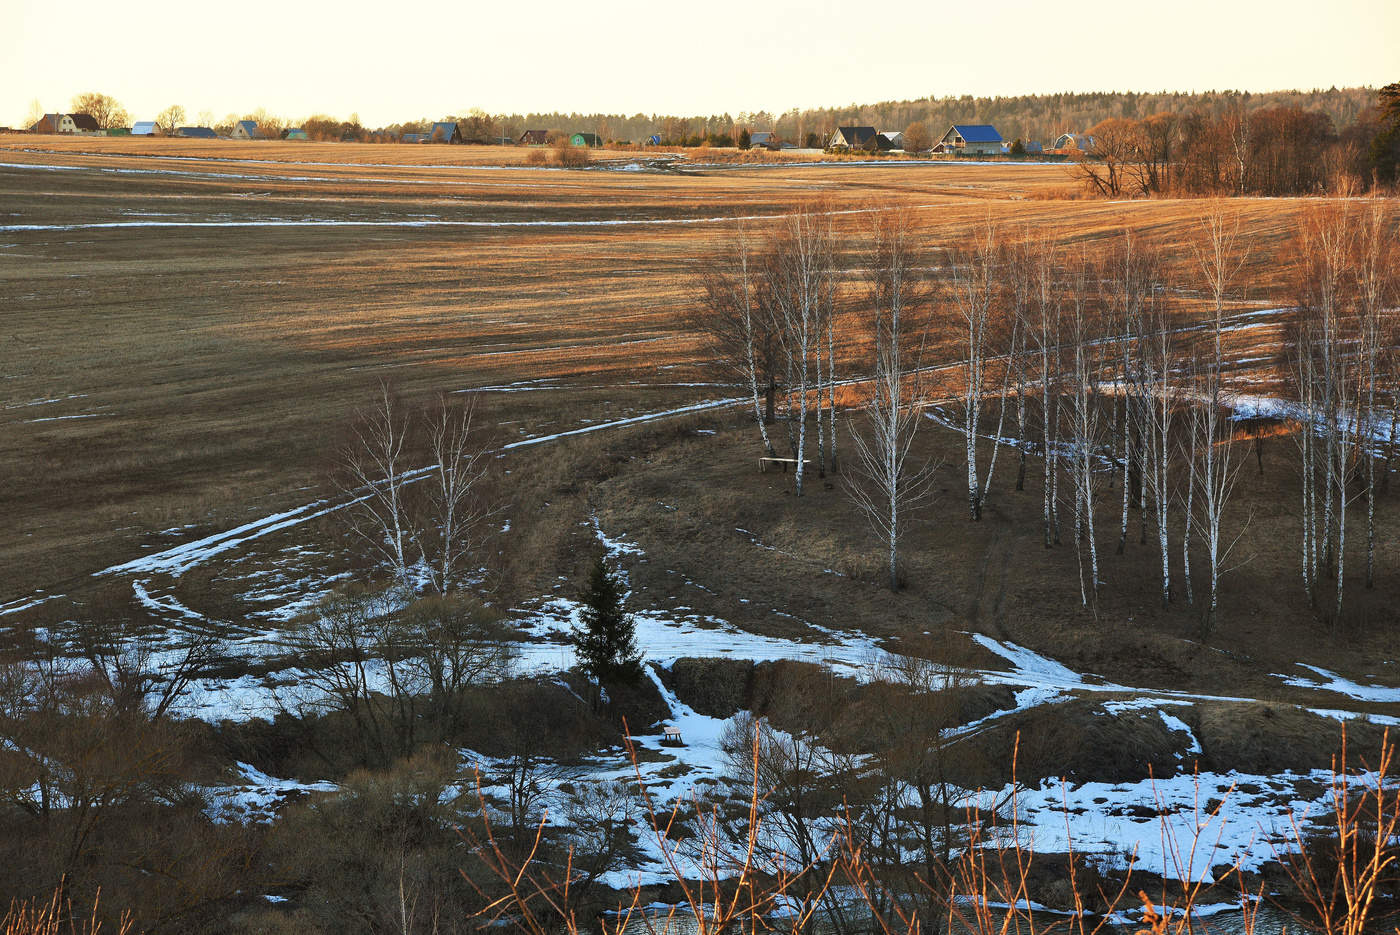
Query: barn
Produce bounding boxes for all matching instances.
[231,120,263,140]
[132,121,159,136]
[939,124,1004,156]
[519,129,551,145]
[281,128,309,141]
[176,126,219,139]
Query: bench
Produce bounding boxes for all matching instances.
[759,457,814,474]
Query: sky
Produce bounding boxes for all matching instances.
[3,0,1397,128]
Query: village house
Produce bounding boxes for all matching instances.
[937,124,1004,156]
[132,121,159,136]
[879,130,904,150]
[1053,133,1096,153]
[29,113,101,134]
[570,132,602,147]
[828,125,879,150]
[430,121,463,143]
[281,127,309,140]
[519,129,551,145]
[176,126,218,139]
[231,120,263,140]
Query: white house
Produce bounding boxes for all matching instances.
[132,121,159,136]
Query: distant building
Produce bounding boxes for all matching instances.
[281,127,309,141]
[879,130,904,150]
[570,132,602,147]
[939,124,1004,156]
[519,129,551,145]
[1023,140,1044,155]
[1053,133,1096,153]
[30,113,100,134]
[828,126,879,150]
[176,126,219,139]
[401,132,429,143]
[231,120,263,140]
[132,121,159,136]
[430,121,463,143]
[646,134,662,146]
[105,127,131,136]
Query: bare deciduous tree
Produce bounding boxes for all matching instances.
[693,228,781,455]
[947,221,1009,521]
[770,208,836,496]
[69,92,129,130]
[847,211,937,589]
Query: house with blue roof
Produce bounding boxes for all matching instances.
[231,120,264,140]
[938,124,1004,156]
[176,126,219,139]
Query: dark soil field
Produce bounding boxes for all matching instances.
[1,133,1396,722]
[0,136,1324,609]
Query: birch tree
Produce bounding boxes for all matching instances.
[417,393,496,596]
[339,383,416,589]
[1354,199,1396,591]
[1139,283,1178,607]
[847,210,937,589]
[947,221,1008,521]
[770,208,835,496]
[1063,256,1105,606]
[694,230,780,456]
[1189,204,1250,633]
[1028,238,1064,547]
[1292,203,1354,620]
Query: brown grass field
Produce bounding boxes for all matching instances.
[1,134,1395,694]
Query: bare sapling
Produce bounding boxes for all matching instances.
[1276,730,1399,935]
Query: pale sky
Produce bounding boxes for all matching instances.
[4,0,1397,128]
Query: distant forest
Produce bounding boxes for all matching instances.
[385,87,1381,145]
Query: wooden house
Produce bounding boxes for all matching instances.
[430,121,463,143]
[231,120,263,140]
[828,126,879,150]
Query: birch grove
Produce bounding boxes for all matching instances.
[679,202,1397,629]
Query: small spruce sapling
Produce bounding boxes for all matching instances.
[570,554,643,686]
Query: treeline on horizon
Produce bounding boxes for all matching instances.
[375,86,1380,145]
